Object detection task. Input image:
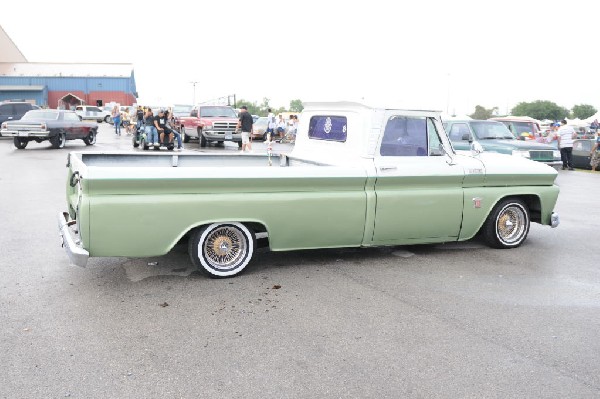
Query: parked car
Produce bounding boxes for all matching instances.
[250,116,270,140]
[572,139,596,169]
[490,116,541,138]
[0,109,98,149]
[443,120,562,168]
[0,101,40,135]
[75,105,111,123]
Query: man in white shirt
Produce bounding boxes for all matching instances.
[266,108,276,140]
[557,119,576,170]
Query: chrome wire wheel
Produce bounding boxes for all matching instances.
[189,222,255,278]
[496,204,527,245]
[203,225,246,269]
[483,198,530,249]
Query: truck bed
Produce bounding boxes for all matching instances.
[79,152,325,168]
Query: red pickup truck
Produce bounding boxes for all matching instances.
[178,105,241,147]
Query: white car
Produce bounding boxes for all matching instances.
[75,105,111,123]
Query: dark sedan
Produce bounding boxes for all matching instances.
[0,109,98,149]
[572,139,596,169]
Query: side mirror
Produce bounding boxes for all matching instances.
[438,144,446,155]
[470,141,484,155]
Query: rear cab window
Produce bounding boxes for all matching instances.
[308,116,347,142]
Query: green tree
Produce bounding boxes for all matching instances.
[511,100,569,121]
[235,99,260,115]
[572,104,597,120]
[289,99,304,112]
[259,97,271,116]
[469,105,498,120]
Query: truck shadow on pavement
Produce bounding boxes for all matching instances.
[111,240,488,283]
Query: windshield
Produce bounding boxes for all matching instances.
[511,122,536,135]
[470,121,514,139]
[22,110,59,120]
[199,106,237,118]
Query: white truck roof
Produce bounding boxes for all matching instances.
[291,102,442,164]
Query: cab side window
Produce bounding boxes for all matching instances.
[380,116,428,156]
[427,118,443,156]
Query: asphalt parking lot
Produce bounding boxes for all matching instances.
[1,123,599,398]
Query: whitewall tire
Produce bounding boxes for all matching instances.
[189,222,255,278]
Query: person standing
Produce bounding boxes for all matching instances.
[237,105,253,152]
[557,119,576,170]
[111,105,121,136]
[122,108,132,134]
[591,119,599,134]
[590,132,600,172]
[266,108,276,140]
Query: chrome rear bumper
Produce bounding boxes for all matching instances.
[57,211,89,267]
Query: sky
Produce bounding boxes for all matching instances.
[1,0,598,115]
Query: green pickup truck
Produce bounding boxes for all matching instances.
[58,102,560,278]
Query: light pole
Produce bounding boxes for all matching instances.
[446,73,451,115]
[190,81,198,105]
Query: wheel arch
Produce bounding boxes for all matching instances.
[517,194,541,224]
[175,219,270,249]
[460,191,541,241]
[480,195,532,249]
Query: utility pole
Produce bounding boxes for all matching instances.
[190,81,198,106]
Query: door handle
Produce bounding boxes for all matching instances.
[379,166,397,171]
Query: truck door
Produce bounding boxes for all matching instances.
[372,114,464,243]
